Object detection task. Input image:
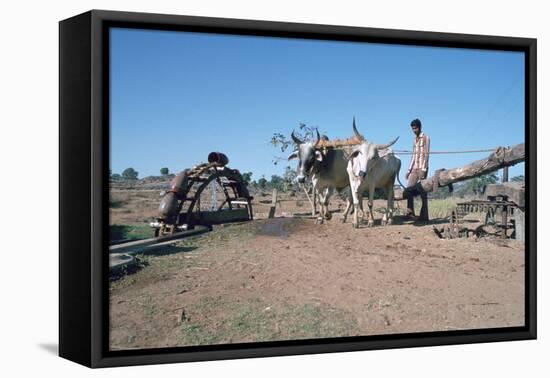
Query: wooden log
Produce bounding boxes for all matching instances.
[395,143,524,200]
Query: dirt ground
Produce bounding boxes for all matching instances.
[109,192,524,350]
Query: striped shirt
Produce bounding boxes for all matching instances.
[408,132,430,172]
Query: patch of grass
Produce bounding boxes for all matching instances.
[180,324,223,346]
[185,222,258,249]
[222,302,280,342]
[141,294,157,318]
[424,198,459,219]
[109,247,198,292]
[283,304,358,339]
[110,223,153,242]
[109,194,128,209]
[110,200,125,209]
[109,257,148,282]
[134,248,199,275]
[110,193,130,208]
[402,197,459,219]
[179,297,358,346]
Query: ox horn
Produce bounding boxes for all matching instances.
[352,117,364,141]
[291,130,303,145]
[377,136,399,150]
[314,128,321,146]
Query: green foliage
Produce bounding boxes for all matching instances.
[270,122,325,165]
[251,169,298,193]
[160,167,169,175]
[282,166,297,192]
[258,177,268,189]
[511,175,525,182]
[242,172,253,184]
[122,167,139,180]
[411,197,459,219]
[270,175,284,190]
[178,297,358,346]
[270,133,292,154]
[458,173,498,196]
[428,184,457,199]
[110,224,152,242]
[110,173,122,181]
[269,172,297,192]
[268,123,325,192]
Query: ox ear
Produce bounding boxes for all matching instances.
[315,150,323,162]
[348,150,361,161]
[288,151,299,161]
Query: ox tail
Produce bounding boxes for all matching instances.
[396,174,407,190]
[394,159,407,190]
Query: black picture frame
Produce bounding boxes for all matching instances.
[59,9,537,368]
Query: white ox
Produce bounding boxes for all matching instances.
[288,128,356,223]
[347,125,401,228]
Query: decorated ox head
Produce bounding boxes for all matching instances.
[348,122,399,179]
[287,129,322,184]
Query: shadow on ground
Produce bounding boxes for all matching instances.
[140,245,198,256]
[38,343,58,356]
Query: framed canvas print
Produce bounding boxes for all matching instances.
[59,10,536,368]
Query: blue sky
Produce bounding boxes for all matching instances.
[110,28,525,182]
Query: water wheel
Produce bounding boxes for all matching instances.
[155,161,253,236]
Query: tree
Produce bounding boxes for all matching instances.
[111,173,122,181]
[428,184,456,199]
[270,122,325,164]
[122,167,139,180]
[511,175,525,182]
[270,175,284,190]
[258,177,268,189]
[160,167,169,175]
[459,173,498,196]
[242,172,253,184]
[283,166,297,192]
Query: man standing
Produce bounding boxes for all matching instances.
[405,118,430,221]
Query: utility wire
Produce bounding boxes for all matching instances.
[392,148,496,155]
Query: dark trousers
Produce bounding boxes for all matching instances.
[407,168,429,220]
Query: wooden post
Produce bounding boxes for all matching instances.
[268,189,278,218]
[301,184,316,217]
[514,209,525,242]
[312,189,317,217]
[502,166,509,183]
